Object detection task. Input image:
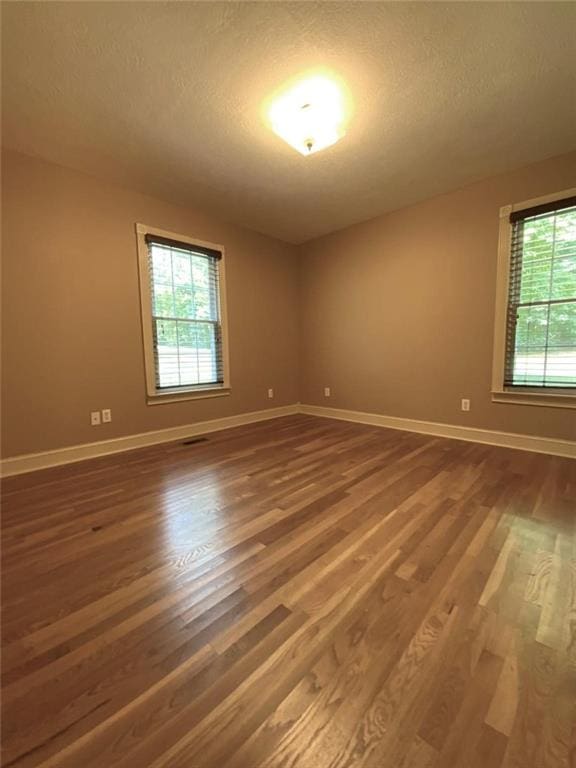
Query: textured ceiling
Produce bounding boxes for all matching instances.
[3,2,576,243]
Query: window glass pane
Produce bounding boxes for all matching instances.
[551,256,576,301]
[515,305,548,348]
[175,321,217,386]
[147,237,222,390]
[176,321,195,348]
[177,322,199,386]
[521,217,554,260]
[153,283,174,317]
[509,205,576,388]
[173,286,194,319]
[513,306,548,386]
[555,208,576,248]
[551,213,576,301]
[191,257,209,285]
[151,247,172,283]
[519,258,552,304]
[519,218,553,304]
[154,319,180,388]
[193,287,211,320]
[191,257,214,320]
[173,254,191,286]
[544,302,576,385]
[195,323,217,384]
[513,303,576,386]
[513,347,547,385]
[154,318,177,346]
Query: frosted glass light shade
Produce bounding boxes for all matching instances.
[268,76,347,156]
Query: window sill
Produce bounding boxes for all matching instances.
[492,390,576,409]
[147,387,231,406]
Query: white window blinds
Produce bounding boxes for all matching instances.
[504,197,576,389]
[145,234,224,390]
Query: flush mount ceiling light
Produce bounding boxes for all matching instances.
[268,74,348,156]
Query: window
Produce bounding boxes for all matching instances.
[492,189,576,407]
[136,224,230,402]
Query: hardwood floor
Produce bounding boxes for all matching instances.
[1,414,575,768]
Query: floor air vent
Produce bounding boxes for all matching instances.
[182,437,208,446]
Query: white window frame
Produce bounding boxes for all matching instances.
[491,187,576,409]
[136,223,231,405]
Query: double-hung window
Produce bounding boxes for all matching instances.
[136,224,230,402]
[492,189,576,407]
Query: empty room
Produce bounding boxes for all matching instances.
[1,2,575,767]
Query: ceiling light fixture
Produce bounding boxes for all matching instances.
[268,74,348,156]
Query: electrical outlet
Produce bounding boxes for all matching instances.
[102,408,112,423]
[461,399,470,412]
[90,411,101,426]
[267,388,274,399]
[324,387,331,397]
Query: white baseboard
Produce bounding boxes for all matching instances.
[2,402,573,477]
[0,404,300,477]
[300,404,576,459]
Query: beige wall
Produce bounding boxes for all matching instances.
[300,152,576,442]
[3,149,575,460]
[1,150,300,457]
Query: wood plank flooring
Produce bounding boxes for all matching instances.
[1,414,575,768]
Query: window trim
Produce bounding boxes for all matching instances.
[135,223,231,404]
[491,187,576,409]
